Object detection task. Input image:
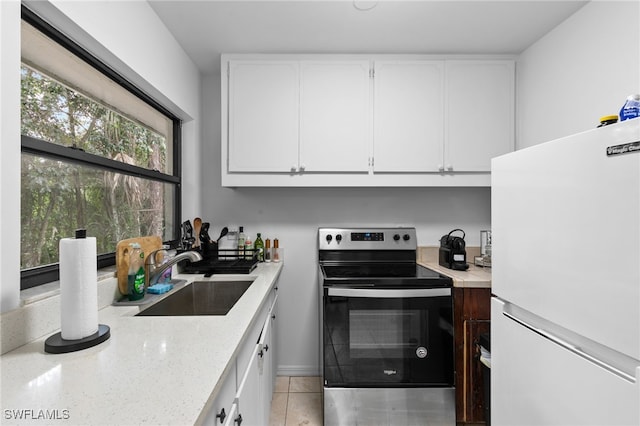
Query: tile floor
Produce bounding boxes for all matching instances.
[269,376,323,426]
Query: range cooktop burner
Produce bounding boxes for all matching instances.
[318,227,452,288]
[321,263,440,279]
[320,263,452,288]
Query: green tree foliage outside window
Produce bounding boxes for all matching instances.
[21,65,172,270]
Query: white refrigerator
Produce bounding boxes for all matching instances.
[491,118,640,425]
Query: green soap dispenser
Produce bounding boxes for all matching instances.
[127,243,145,301]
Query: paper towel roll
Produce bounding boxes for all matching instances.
[59,233,99,340]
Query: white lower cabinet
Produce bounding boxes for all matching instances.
[234,344,262,425]
[204,289,278,426]
[203,366,237,425]
[258,295,277,423]
[222,401,239,426]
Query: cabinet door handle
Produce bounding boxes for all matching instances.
[258,349,264,358]
[446,164,453,171]
[264,344,269,352]
[234,413,243,425]
[438,164,444,171]
[290,165,297,173]
[299,163,306,171]
[216,408,226,424]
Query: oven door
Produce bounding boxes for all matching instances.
[323,287,454,388]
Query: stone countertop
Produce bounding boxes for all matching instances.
[418,246,492,289]
[0,262,283,426]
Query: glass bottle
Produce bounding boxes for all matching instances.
[237,226,246,259]
[254,233,264,262]
[273,238,280,262]
[264,238,272,263]
[244,237,253,260]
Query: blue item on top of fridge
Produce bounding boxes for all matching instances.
[619,94,640,121]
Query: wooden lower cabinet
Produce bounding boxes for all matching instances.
[454,287,491,424]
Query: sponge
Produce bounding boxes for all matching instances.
[146,283,174,294]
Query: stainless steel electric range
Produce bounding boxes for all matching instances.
[319,227,455,426]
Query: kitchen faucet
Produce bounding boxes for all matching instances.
[145,249,203,287]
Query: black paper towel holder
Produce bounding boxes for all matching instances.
[44,324,110,354]
[46,228,110,354]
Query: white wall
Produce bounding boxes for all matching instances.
[0,1,202,313]
[0,0,21,313]
[517,1,640,149]
[202,72,491,374]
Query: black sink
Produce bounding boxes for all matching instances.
[135,280,254,316]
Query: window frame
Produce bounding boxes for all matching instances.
[20,6,182,290]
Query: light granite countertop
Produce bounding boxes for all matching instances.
[0,262,283,426]
[418,246,492,289]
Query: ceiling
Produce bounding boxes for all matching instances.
[148,0,588,74]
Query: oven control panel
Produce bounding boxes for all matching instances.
[351,232,384,241]
[319,227,417,250]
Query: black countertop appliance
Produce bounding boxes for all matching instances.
[439,228,470,271]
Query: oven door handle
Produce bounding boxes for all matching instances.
[327,288,451,298]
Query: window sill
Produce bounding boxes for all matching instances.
[20,266,117,306]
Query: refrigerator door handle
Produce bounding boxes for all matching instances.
[503,311,637,383]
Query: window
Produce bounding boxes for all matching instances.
[20,8,181,289]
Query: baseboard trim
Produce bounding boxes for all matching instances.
[277,365,320,377]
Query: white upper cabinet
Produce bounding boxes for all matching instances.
[445,60,515,171]
[227,59,370,174]
[221,54,515,187]
[373,61,444,172]
[228,60,299,172]
[299,61,371,172]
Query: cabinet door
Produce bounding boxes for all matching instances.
[258,312,273,423]
[222,401,238,426]
[445,60,514,171]
[453,287,491,424]
[269,294,278,391]
[235,345,262,426]
[203,369,237,426]
[299,61,371,172]
[373,61,444,172]
[228,60,299,172]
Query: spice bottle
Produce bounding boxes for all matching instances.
[273,238,280,263]
[265,239,272,262]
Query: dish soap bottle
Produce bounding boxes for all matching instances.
[127,243,145,301]
[254,233,264,262]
